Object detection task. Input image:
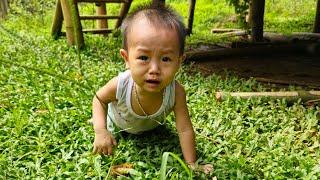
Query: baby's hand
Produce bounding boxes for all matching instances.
[188,163,213,174]
[93,129,117,155]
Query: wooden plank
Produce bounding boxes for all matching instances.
[77,0,127,3]
[83,28,113,34]
[80,15,120,20]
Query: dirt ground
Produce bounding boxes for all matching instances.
[190,53,320,89]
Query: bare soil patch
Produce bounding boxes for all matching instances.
[189,52,320,89]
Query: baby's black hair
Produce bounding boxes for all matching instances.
[121,3,187,55]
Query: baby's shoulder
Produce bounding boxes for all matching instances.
[174,81,186,96]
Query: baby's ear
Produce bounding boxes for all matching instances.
[120,49,130,69]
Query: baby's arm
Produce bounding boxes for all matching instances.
[174,82,213,174]
[92,77,118,155]
[173,82,196,165]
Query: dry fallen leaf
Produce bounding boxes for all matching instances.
[111,163,134,176]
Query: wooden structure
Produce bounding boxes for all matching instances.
[248,0,320,41]
[52,0,196,47]
[0,0,9,18]
[52,0,319,47]
[51,0,133,48]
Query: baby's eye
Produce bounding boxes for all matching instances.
[161,56,171,62]
[138,56,149,61]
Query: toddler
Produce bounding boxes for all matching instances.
[92,3,212,174]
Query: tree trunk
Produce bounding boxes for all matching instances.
[251,0,265,42]
[314,0,320,33]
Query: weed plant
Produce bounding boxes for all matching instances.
[0,0,319,179]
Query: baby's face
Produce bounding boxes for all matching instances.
[121,18,183,94]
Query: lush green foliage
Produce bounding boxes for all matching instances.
[0,0,319,179]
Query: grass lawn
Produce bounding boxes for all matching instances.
[0,0,319,179]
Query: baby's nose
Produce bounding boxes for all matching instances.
[149,60,160,74]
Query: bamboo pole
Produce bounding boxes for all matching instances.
[51,0,64,39]
[96,3,108,29]
[60,0,75,45]
[0,0,9,18]
[251,0,265,42]
[67,0,84,49]
[215,91,320,103]
[314,0,320,33]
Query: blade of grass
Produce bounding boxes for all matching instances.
[160,152,192,180]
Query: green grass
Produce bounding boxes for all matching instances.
[0,0,320,179]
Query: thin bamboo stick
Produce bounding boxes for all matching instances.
[216,91,320,103]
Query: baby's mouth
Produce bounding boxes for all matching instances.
[145,79,160,84]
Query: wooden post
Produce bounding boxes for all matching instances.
[115,0,132,28]
[251,0,265,42]
[51,0,64,39]
[187,0,196,35]
[67,0,84,49]
[152,0,165,8]
[60,0,75,45]
[96,3,108,29]
[0,0,9,18]
[314,0,320,33]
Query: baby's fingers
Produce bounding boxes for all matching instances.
[111,137,117,146]
[93,145,101,154]
[202,164,213,174]
[93,144,97,154]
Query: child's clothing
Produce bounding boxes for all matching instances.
[107,70,175,134]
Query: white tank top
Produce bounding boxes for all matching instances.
[107,70,175,134]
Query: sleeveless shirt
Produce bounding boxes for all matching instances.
[107,70,176,134]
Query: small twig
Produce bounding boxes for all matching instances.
[106,151,121,179]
